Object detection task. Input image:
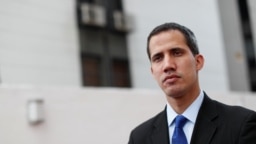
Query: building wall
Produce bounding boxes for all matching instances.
[0,0,229,91]
[0,86,255,144]
[248,0,256,61]
[0,0,82,86]
[217,0,251,91]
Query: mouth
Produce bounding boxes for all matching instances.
[163,74,180,83]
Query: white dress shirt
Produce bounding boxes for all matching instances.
[166,90,204,144]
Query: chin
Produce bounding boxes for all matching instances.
[164,88,184,98]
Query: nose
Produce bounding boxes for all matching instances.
[163,56,176,73]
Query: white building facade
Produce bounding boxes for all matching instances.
[0,0,255,92]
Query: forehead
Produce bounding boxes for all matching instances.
[149,30,187,49]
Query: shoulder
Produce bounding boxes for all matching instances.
[203,93,256,117]
[213,99,256,118]
[198,93,256,130]
[131,110,165,133]
[129,110,166,140]
[212,98,256,142]
[203,94,256,125]
[193,93,256,143]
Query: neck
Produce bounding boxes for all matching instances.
[167,88,201,114]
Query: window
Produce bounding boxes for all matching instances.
[112,59,131,87]
[77,0,131,88]
[81,55,101,86]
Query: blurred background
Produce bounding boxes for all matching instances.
[0,0,256,143]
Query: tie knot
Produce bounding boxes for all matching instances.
[175,115,187,128]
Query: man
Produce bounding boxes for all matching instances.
[128,22,256,144]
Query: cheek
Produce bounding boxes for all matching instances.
[179,59,197,75]
[151,65,162,80]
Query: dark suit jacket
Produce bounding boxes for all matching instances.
[128,93,256,144]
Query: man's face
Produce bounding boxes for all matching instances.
[149,30,204,98]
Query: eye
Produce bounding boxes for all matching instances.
[172,49,183,56]
[151,54,163,62]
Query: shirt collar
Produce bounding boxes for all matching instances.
[166,89,204,126]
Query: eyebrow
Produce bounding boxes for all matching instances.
[151,52,162,59]
[170,47,184,51]
[151,47,186,59]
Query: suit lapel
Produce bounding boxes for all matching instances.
[151,109,170,144]
[190,94,218,144]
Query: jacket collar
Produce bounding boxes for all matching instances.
[190,93,218,144]
[151,108,170,144]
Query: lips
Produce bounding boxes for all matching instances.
[163,74,180,83]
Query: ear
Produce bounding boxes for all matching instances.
[195,54,204,71]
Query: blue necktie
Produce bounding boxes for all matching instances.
[172,115,188,144]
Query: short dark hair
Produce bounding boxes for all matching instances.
[147,22,199,60]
